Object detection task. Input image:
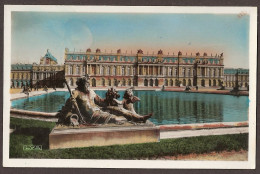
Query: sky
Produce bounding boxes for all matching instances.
[11,12,250,68]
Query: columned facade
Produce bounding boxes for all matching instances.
[31,50,64,88]
[11,49,226,89]
[10,64,32,88]
[65,48,225,87]
[224,68,249,88]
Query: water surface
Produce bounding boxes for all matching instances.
[11,91,249,125]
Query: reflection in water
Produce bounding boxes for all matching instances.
[133,91,247,125]
[11,91,248,125]
[12,91,70,113]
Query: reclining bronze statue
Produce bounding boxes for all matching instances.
[57,76,152,126]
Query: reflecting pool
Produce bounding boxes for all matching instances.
[11,91,249,125]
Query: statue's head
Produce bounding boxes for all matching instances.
[123,88,133,99]
[76,76,90,93]
[105,87,120,100]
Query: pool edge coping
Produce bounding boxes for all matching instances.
[10,109,248,131]
[159,121,249,131]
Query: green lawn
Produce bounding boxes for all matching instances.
[10,117,248,159]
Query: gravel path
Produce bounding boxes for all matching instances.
[155,150,248,161]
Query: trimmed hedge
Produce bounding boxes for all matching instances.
[10,118,248,159]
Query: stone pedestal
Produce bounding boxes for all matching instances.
[49,122,160,149]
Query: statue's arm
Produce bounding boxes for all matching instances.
[113,98,123,105]
[57,90,79,124]
[94,94,106,107]
[132,96,140,103]
[71,90,79,101]
[64,90,79,110]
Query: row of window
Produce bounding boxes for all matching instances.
[67,77,222,87]
[33,67,63,71]
[67,55,221,65]
[66,65,223,77]
[10,80,31,88]
[225,82,249,87]
[225,75,249,81]
[68,78,129,87]
[33,72,57,80]
[11,73,30,80]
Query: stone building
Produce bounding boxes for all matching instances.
[32,50,64,88]
[64,48,224,88]
[224,68,249,88]
[11,50,65,89]
[10,64,32,88]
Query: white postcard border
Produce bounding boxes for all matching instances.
[3,5,257,169]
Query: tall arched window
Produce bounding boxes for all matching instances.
[169,67,172,76]
[170,79,173,86]
[92,78,96,87]
[125,66,128,75]
[102,78,105,86]
[113,66,116,75]
[69,78,73,86]
[188,79,191,86]
[215,69,218,77]
[183,79,186,86]
[82,66,85,75]
[114,79,118,86]
[144,79,148,86]
[76,66,80,75]
[160,66,163,75]
[122,79,126,86]
[107,66,110,75]
[155,79,159,86]
[128,79,131,86]
[165,79,168,86]
[122,67,125,76]
[127,66,130,75]
[101,66,104,75]
[183,68,186,77]
[139,66,143,75]
[69,65,73,75]
[188,68,191,77]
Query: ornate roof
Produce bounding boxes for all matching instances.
[43,50,57,62]
[11,64,33,70]
[224,68,249,75]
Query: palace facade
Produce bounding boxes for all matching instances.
[11,50,64,88]
[32,50,64,88]
[64,48,225,88]
[11,64,32,88]
[224,68,249,88]
[11,48,226,89]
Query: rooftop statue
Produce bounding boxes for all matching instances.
[57,76,152,126]
[137,49,143,54]
[158,49,163,55]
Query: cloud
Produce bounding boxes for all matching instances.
[63,20,93,51]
